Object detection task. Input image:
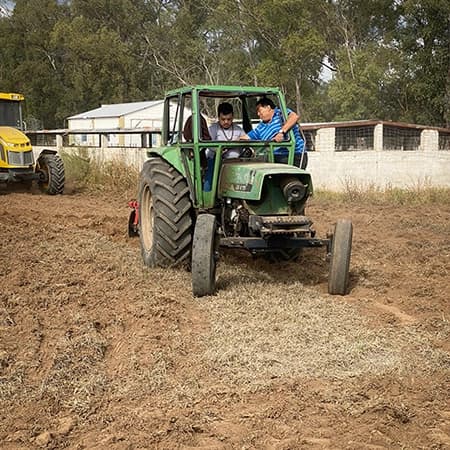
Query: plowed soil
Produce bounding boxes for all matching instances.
[0,187,449,449]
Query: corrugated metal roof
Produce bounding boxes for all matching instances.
[68,100,164,119]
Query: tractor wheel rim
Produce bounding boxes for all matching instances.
[141,184,154,251]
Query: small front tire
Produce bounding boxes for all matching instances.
[192,214,218,297]
[328,219,353,295]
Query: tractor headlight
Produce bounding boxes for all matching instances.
[280,176,307,204]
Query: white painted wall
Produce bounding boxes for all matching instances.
[307,150,449,190]
[420,130,439,152]
[68,118,95,129]
[125,106,163,130]
[67,105,164,131]
[67,105,165,147]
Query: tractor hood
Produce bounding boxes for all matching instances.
[218,160,312,201]
[0,126,29,144]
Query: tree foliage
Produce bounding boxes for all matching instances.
[0,0,447,128]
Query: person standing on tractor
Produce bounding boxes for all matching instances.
[240,97,307,169]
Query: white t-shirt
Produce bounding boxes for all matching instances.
[209,122,245,141]
[208,123,246,159]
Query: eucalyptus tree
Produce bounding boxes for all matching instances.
[1,0,447,128]
[0,0,69,128]
[396,0,450,126]
[323,0,449,126]
[196,0,333,120]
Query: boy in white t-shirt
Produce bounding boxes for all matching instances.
[209,102,245,143]
[207,102,245,159]
[204,102,246,190]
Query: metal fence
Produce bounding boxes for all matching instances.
[27,129,161,149]
[26,121,450,153]
[335,125,375,152]
[301,129,316,152]
[383,126,421,151]
[439,132,450,151]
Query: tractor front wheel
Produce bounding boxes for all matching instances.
[192,214,218,297]
[138,157,193,267]
[37,153,65,195]
[328,219,353,295]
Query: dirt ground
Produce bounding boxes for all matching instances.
[0,185,449,450]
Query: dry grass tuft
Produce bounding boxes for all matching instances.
[195,254,450,392]
[62,151,139,198]
[43,323,109,416]
[316,181,450,206]
[63,152,450,207]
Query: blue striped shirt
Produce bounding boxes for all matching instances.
[247,107,305,155]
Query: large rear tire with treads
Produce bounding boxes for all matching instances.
[138,157,193,267]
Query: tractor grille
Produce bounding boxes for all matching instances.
[7,150,34,166]
[250,215,313,236]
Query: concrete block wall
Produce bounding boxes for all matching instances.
[305,124,449,190]
[307,151,449,191]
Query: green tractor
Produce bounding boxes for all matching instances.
[133,85,352,296]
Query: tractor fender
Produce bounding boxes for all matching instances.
[0,126,29,144]
[37,148,58,157]
[146,148,197,205]
[147,147,187,178]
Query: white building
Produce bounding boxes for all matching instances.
[67,100,165,147]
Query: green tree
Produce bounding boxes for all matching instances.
[1,0,448,127]
[324,0,449,126]
[0,0,69,128]
[200,0,332,119]
[397,0,450,126]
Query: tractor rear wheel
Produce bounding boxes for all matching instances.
[138,157,193,267]
[37,153,65,195]
[328,219,353,295]
[192,214,218,297]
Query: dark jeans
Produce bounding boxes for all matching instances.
[275,152,308,169]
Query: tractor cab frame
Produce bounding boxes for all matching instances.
[133,86,352,296]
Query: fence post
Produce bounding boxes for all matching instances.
[100,133,109,149]
[374,123,383,151]
[420,129,439,152]
[56,134,63,151]
[316,127,335,152]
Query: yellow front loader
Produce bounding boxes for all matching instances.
[0,92,64,194]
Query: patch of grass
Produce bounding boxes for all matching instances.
[40,320,109,416]
[197,258,450,391]
[314,181,450,206]
[61,150,139,196]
